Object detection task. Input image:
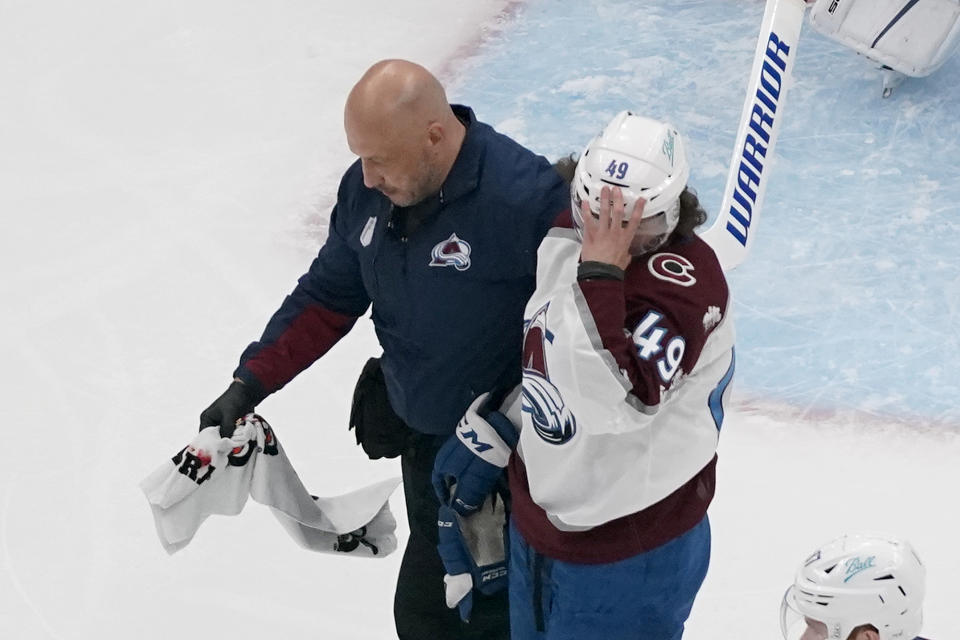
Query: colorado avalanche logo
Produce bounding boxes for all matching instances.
[522,302,577,445]
[429,233,471,271]
[648,252,696,287]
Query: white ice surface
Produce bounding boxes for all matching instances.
[1,1,957,639]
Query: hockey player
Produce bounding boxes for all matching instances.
[781,533,929,640]
[433,111,735,639]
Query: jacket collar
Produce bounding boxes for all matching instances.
[439,105,483,204]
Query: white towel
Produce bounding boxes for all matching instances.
[141,414,400,557]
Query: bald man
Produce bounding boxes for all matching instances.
[199,59,569,638]
[344,59,464,208]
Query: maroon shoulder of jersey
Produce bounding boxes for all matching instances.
[550,206,575,230]
[578,234,729,407]
[626,234,729,356]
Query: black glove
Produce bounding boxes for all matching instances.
[349,357,410,459]
[199,380,258,438]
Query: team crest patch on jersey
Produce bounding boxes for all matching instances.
[360,216,377,247]
[429,233,471,271]
[648,252,696,287]
[522,302,577,445]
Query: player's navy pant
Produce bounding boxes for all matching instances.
[508,516,710,640]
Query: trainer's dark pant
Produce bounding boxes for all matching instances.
[394,431,510,640]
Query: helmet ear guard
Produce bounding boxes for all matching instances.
[780,533,926,640]
[570,111,690,255]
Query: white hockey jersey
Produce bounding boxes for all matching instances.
[511,227,735,539]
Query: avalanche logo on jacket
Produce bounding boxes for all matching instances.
[521,302,577,445]
[429,233,471,271]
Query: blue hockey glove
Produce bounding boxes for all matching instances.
[432,393,518,622]
[431,393,519,515]
[437,496,509,622]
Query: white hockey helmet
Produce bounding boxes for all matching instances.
[571,110,690,255]
[780,533,926,640]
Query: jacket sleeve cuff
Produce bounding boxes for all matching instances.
[577,261,625,281]
[232,369,269,406]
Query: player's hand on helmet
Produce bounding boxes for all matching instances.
[580,185,645,270]
[199,379,258,438]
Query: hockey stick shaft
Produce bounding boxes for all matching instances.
[701,0,808,271]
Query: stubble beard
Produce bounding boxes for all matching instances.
[385,154,442,208]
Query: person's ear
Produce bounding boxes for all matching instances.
[426,121,443,146]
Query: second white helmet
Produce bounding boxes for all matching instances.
[780,533,926,640]
[571,110,690,255]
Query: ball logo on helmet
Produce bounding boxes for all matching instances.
[842,555,876,582]
[662,129,676,167]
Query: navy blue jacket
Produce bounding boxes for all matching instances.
[235,105,569,435]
